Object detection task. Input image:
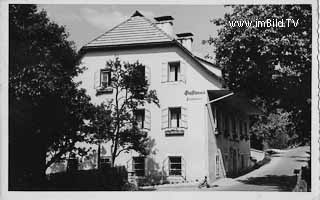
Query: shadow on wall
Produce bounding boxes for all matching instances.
[238,175,297,191]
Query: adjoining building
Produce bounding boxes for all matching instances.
[75,10,262,184]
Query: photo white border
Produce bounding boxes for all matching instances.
[0,0,319,200]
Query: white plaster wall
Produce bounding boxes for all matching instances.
[75,46,222,182]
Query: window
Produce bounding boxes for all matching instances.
[241,155,245,169]
[216,155,220,177]
[169,156,182,176]
[168,62,180,82]
[239,121,243,136]
[224,116,229,135]
[162,107,187,133]
[101,70,111,88]
[244,122,247,135]
[169,107,181,128]
[216,110,222,133]
[133,157,145,177]
[232,117,236,134]
[101,157,112,168]
[134,109,145,129]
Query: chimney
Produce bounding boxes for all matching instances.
[176,32,193,52]
[154,16,174,37]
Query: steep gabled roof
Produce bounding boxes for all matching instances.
[83,11,173,48]
[80,11,223,83]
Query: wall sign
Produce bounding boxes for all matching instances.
[184,90,205,101]
[184,90,206,96]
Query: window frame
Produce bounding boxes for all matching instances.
[100,156,112,168]
[134,109,145,129]
[100,69,111,88]
[168,61,180,82]
[168,156,182,176]
[132,157,145,177]
[169,107,181,128]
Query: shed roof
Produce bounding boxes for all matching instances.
[207,90,264,116]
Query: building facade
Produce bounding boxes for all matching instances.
[75,11,262,184]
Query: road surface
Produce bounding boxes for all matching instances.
[152,146,310,191]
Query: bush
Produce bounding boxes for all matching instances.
[46,167,127,190]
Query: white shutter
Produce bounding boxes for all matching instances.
[179,61,187,83]
[145,65,151,85]
[126,157,133,173]
[181,107,188,129]
[181,157,186,179]
[161,108,169,129]
[144,109,151,130]
[161,62,168,83]
[144,157,148,176]
[94,70,101,89]
[162,157,169,177]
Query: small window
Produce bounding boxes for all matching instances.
[101,157,112,168]
[239,121,243,136]
[101,70,111,88]
[133,157,145,177]
[169,107,181,128]
[241,155,245,169]
[216,110,222,132]
[232,117,236,134]
[169,156,182,176]
[216,155,220,177]
[134,109,145,129]
[244,122,247,135]
[168,62,180,82]
[224,116,229,133]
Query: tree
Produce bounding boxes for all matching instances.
[205,5,311,142]
[89,57,159,167]
[9,4,94,189]
[250,109,295,149]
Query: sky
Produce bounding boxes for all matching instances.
[38,4,232,57]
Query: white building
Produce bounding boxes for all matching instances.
[75,11,262,184]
